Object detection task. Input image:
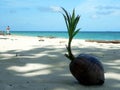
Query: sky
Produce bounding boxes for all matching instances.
[0,0,120,31]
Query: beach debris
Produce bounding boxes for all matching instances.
[9,84,13,87]
[26,81,30,84]
[59,41,66,44]
[85,40,120,44]
[39,39,44,42]
[16,53,19,57]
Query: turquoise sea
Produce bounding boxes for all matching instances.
[11,31,120,40]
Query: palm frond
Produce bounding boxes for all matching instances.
[61,7,81,61]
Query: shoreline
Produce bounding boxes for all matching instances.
[8,31,120,40]
[1,35,120,43]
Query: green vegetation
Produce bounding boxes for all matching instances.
[61,7,81,61]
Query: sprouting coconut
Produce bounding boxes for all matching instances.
[61,7,105,85]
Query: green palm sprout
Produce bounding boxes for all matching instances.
[61,7,81,61]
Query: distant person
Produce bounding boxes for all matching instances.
[6,26,10,35]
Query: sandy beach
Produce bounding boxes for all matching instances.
[0,35,120,90]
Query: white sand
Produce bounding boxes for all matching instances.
[0,35,120,90]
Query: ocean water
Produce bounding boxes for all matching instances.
[11,31,120,40]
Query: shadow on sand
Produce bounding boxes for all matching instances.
[0,44,120,90]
